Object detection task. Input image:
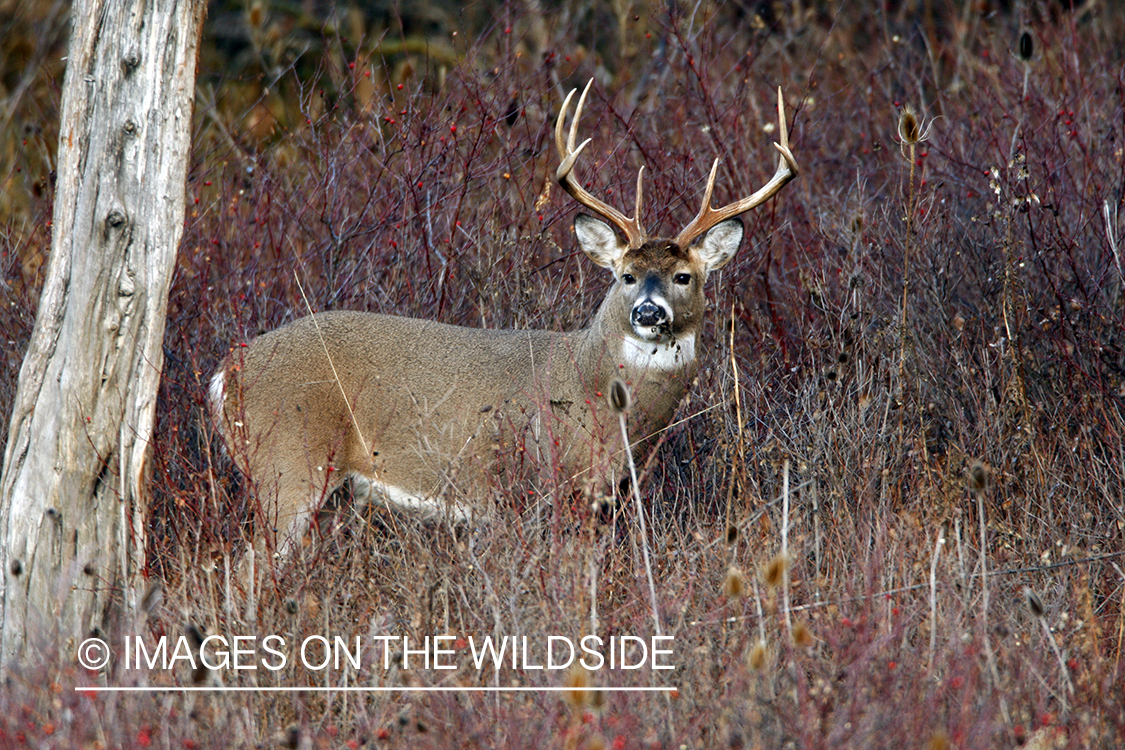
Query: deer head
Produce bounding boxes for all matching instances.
[555,80,797,361]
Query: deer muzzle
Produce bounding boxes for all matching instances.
[631,297,670,337]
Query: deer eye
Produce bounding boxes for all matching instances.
[622,273,636,285]
[673,273,692,285]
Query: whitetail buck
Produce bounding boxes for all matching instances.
[211,82,797,554]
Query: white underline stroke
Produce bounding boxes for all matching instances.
[77,685,677,693]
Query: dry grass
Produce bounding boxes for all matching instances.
[1,1,1123,748]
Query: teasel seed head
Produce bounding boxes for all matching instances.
[747,639,768,671]
[897,104,938,157]
[1024,586,1045,618]
[792,620,814,647]
[247,1,264,29]
[608,378,630,414]
[563,664,593,710]
[898,104,921,146]
[725,524,739,545]
[968,460,990,493]
[763,554,788,589]
[589,685,606,713]
[722,566,746,599]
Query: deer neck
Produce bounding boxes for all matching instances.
[615,332,697,374]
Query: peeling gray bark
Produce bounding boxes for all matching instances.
[0,0,204,664]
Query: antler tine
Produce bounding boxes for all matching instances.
[674,87,799,249]
[554,82,590,175]
[555,79,647,247]
[633,165,645,230]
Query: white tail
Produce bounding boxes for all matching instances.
[211,83,798,554]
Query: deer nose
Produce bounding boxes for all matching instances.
[632,300,668,328]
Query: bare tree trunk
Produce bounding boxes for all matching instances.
[0,0,204,664]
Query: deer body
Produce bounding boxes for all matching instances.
[211,84,797,553]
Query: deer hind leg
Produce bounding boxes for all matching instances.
[236,485,323,620]
[248,465,344,563]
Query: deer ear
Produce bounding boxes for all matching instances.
[574,214,627,269]
[693,218,744,272]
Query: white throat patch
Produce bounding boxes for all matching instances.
[620,333,696,371]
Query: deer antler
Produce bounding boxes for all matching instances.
[556,80,647,248]
[674,87,799,249]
